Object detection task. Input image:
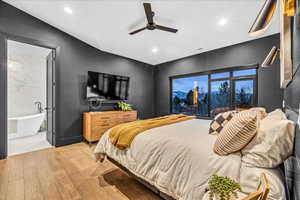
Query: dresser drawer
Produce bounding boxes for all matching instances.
[121,117,136,123]
[83,110,137,143]
[91,128,108,141]
[92,116,111,122]
[93,120,111,127]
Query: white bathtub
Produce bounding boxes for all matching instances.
[8,113,46,139]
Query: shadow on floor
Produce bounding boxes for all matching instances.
[100,168,162,200]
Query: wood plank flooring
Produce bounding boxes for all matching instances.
[0,143,162,200]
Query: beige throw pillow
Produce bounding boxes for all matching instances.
[242,109,295,168]
[214,110,259,156]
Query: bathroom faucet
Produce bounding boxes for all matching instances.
[35,101,43,113]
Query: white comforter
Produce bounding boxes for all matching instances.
[94,119,242,200]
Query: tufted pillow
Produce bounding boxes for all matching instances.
[214,110,259,156]
[241,109,295,168]
[209,111,238,135]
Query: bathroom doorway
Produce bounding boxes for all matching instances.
[7,40,55,156]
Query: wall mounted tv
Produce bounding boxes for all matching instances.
[87,71,130,100]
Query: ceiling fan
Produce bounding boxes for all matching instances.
[129,3,178,35]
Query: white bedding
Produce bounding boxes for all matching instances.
[95,119,242,199]
[94,118,286,200]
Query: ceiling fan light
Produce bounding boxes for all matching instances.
[261,46,280,67]
[249,0,277,37]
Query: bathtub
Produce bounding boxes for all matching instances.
[8,113,46,139]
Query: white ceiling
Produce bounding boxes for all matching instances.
[4,0,280,65]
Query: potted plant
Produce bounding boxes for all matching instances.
[208,175,241,200]
[117,101,133,111]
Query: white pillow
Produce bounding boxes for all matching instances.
[239,165,286,200]
[267,109,288,120]
[242,109,295,168]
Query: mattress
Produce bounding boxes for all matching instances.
[94,119,242,200]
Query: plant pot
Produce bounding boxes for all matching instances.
[212,194,236,200]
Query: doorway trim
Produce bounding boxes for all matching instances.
[0,32,59,159]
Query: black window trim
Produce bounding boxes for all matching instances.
[169,64,259,119]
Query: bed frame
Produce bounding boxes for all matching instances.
[107,156,176,200]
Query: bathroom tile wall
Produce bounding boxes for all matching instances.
[7,40,51,118]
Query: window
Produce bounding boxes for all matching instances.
[233,69,256,77]
[172,75,209,116]
[171,67,257,117]
[234,80,254,109]
[210,80,230,116]
[211,72,230,79]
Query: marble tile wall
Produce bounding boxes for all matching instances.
[7,40,50,118]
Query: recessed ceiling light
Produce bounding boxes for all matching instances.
[152,47,159,53]
[64,6,73,14]
[218,18,228,26]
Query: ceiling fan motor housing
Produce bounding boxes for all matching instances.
[147,23,156,30]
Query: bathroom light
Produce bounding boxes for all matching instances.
[249,0,277,36]
[218,18,228,26]
[64,6,73,14]
[152,47,159,54]
[261,46,280,67]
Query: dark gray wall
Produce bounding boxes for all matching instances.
[0,34,7,159]
[285,1,300,111]
[154,34,283,116]
[284,1,300,199]
[0,1,155,152]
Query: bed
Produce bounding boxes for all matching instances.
[95,117,289,200]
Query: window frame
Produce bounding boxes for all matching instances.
[169,64,258,119]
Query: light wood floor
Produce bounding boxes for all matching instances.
[0,143,162,200]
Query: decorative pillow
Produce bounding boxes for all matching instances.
[209,111,238,135]
[267,109,287,120]
[239,165,286,199]
[241,109,295,168]
[213,110,259,156]
[250,107,268,120]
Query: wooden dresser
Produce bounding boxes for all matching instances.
[83,110,137,143]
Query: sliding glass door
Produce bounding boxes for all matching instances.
[233,79,255,110]
[172,75,209,116]
[209,72,230,116]
[210,80,230,116]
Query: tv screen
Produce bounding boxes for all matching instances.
[87,71,130,100]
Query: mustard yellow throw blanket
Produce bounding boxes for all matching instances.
[109,114,196,150]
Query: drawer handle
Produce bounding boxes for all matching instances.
[99,117,110,120]
[95,122,110,126]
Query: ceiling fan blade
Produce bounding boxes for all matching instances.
[143,3,154,24]
[129,27,147,35]
[156,25,178,33]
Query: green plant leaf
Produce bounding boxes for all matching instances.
[208,175,241,200]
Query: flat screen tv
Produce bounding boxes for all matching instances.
[87,71,130,100]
